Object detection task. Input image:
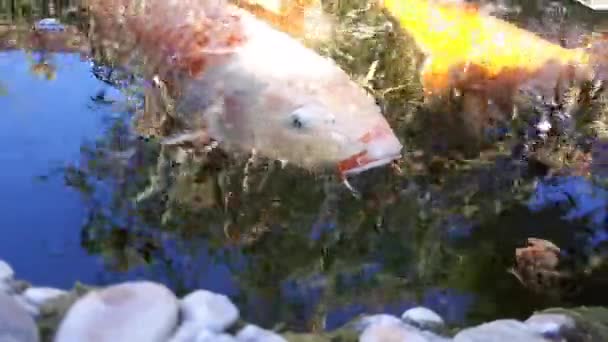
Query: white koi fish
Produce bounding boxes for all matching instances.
[86,0,403,180]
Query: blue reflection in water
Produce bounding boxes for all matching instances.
[528,176,608,248]
[0,51,109,287]
[0,51,242,298]
[421,288,475,326]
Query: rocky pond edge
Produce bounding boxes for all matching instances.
[2,259,608,342]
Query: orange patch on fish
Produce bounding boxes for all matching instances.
[379,0,595,97]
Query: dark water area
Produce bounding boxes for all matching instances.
[2,0,608,334]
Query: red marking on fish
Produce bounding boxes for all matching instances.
[338,151,370,174]
[358,123,393,144]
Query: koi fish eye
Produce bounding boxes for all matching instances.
[291,116,304,129]
[289,104,336,131]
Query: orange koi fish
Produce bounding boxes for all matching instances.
[380,0,603,111]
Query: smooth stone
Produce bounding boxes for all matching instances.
[54,281,179,342]
[180,290,239,332]
[419,331,453,342]
[359,319,450,342]
[22,287,68,307]
[168,321,200,342]
[1,280,30,296]
[169,323,238,342]
[360,323,432,342]
[402,307,445,330]
[236,325,287,342]
[0,292,39,342]
[15,287,68,317]
[196,330,237,342]
[525,313,577,339]
[454,319,549,342]
[355,314,404,332]
[0,282,10,295]
[0,261,14,283]
[13,295,40,317]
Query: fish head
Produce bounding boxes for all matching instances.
[202,63,403,176]
[254,92,403,176]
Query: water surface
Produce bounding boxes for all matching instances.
[1,0,608,333]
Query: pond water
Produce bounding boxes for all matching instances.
[2,0,608,334]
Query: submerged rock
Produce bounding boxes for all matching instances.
[236,324,287,342]
[402,307,445,331]
[54,281,179,342]
[453,319,548,341]
[0,291,39,342]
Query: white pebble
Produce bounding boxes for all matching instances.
[454,319,548,341]
[356,314,403,332]
[236,324,287,342]
[180,290,239,332]
[525,313,576,338]
[402,307,445,330]
[0,260,14,283]
[22,287,67,307]
[13,295,40,317]
[55,281,179,342]
[196,329,237,342]
[0,292,39,342]
[360,323,430,342]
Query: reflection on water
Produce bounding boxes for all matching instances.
[0,51,111,286]
[2,0,608,334]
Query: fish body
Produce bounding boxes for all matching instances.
[87,0,402,176]
[380,0,596,99]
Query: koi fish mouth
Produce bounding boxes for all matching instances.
[338,151,402,176]
[337,124,403,176]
